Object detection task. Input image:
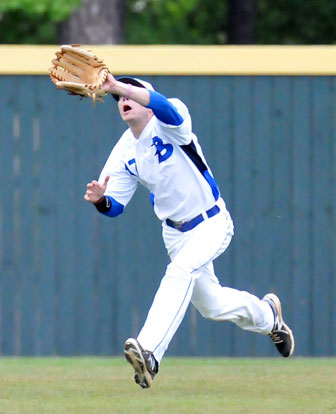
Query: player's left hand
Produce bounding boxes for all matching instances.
[102,72,118,94]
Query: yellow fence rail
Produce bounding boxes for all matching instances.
[1,45,336,75]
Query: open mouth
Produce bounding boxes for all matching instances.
[123,104,132,113]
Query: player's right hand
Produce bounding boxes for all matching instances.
[84,175,110,203]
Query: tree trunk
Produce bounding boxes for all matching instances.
[228,0,256,44]
[57,0,125,44]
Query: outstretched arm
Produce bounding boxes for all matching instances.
[103,73,183,125]
[102,73,151,106]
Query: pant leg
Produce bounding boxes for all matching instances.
[137,261,196,363]
[191,262,274,333]
[137,203,273,363]
[137,206,232,363]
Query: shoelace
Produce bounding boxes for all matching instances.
[268,331,283,344]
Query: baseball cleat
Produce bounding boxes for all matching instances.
[124,338,158,389]
[263,293,295,357]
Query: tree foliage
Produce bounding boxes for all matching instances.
[126,0,336,45]
[0,0,80,43]
[0,0,79,19]
[256,0,336,44]
[126,0,228,44]
[1,0,336,45]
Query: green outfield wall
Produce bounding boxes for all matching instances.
[0,46,335,357]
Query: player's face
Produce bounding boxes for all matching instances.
[118,97,152,123]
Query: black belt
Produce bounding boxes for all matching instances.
[166,205,220,232]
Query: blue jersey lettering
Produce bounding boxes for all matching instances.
[152,137,173,163]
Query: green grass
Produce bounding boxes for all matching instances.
[0,357,335,414]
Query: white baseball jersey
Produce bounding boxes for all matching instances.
[99,98,227,222]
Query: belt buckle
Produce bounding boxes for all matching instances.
[173,220,185,230]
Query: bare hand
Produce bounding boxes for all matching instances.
[84,175,110,203]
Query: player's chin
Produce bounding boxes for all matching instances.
[121,112,133,122]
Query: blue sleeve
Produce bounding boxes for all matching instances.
[94,195,124,218]
[146,90,183,126]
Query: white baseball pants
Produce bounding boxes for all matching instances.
[137,198,274,363]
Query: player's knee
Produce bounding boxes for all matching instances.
[192,300,218,319]
[165,261,196,281]
[166,261,188,276]
[200,308,220,320]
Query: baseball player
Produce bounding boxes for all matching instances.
[84,74,295,389]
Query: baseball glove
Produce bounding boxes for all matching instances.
[49,45,109,103]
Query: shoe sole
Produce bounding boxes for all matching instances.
[264,293,295,357]
[124,338,152,389]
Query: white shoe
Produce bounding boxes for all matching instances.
[263,293,295,357]
[124,338,158,389]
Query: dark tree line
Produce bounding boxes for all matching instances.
[1,0,336,45]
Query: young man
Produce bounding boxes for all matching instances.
[84,73,295,389]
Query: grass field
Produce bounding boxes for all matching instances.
[0,357,335,414]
